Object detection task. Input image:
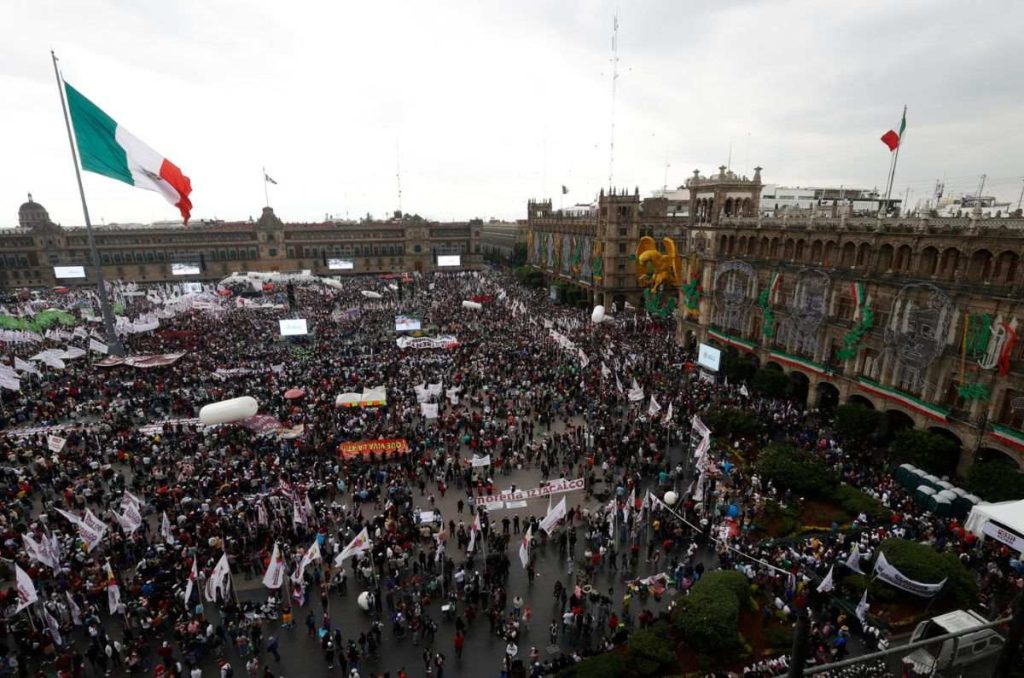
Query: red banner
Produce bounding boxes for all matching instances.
[338,438,410,459]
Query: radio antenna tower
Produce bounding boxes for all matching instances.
[396,142,403,216]
[607,12,620,189]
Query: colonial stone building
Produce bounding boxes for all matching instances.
[683,211,1024,472]
[525,168,764,308]
[0,196,482,288]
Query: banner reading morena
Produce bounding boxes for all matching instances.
[338,438,411,459]
[472,477,585,511]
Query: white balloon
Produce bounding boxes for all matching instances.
[361,290,383,299]
[357,591,372,611]
[462,300,482,311]
[387,284,398,291]
[321,278,344,290]
[663,491,679,506]
[591,305,606,323]
[199,396,258,425]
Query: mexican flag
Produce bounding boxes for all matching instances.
[880,108,907,152]
[65,82,193,224]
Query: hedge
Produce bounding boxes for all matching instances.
[673,570,749,652]
[966,458,1024,503]
[878,538,976,608]
[835,484,891,523]
[703,407,762,439]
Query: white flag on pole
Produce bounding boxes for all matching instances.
[519,526,532,569]
[15,564,38,612]
[647,395,661,417]
[184,558,198,605]
[539,497,567,533]
[104,562,121,614]
[421,402,439,419]
[47,435,67,453]
[292,540,322,584]
[467,513,481,554]
[336,527,371,564]
[816,565,835,593]
[845,543,864,574]
[262,543,287,589]
[161,512,175,544]
[856,590,870,623]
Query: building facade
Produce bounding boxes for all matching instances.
[479,219,526,261]
[681,211,1024,472]
[0,197,483,288]
[525,168,763,308]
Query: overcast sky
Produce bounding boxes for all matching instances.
[3,0,1023,226]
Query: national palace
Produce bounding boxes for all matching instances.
[1,197,483,288]
[525,167,1024,472]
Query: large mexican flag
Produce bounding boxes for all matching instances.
[65,82,193,224]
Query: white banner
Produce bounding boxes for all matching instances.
[470,454,491,467]
[47,435,67,453]
[473,477,585,510]
[691,415,710,439]
[983,521,1024,553]
[396,335,459,350]
[872,552,946,597]
[421,403,439,419]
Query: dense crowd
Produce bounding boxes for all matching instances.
[0,268,1016,677]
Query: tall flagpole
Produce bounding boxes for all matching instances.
[883,105,907,217]
[52,51,124,357]
[263,167,270,207]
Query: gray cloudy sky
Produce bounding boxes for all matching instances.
[2,0,1023,226]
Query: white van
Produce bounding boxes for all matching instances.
[903,610,1004,673]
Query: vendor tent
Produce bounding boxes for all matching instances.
[966,500,1024,552]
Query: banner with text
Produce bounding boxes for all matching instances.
[338,438,411,460]
[873,551,947,597]
[472,477,585,511]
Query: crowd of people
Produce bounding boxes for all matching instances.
[0,267,1017,677]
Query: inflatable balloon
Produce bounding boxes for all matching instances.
[663,491,678,506]
[361,290,383,299]
[387,283,398,291]
[199,396,258,425]
[591,305,606,323]
[462,301,482,311]
[727,504,739,518]
[321,278,344,290]
[357,591,372,611]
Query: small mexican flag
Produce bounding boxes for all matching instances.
[65,82,193,224]
[851,281,867,320]
[880,108,907,152]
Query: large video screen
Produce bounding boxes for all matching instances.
[328,258,355,270]
[697,343,721,372]
[395,314,422,332]
[53,266,86,279]
[171,262,201,276]
[279,319,309,336]
[437,255,461,267]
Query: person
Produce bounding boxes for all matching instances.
[434,651,446,678]
[453,630,464,659]
[266,636,280,662]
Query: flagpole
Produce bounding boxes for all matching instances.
[882,105,907,217]
[263,167,270,208]
[51,51,124,357]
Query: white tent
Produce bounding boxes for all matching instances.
[965,500,1024,552]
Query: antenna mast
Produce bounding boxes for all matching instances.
[607,12,620,189]
[396,142,403,215]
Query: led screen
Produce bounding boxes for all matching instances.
[395,315,422,332]
[171,262,201,275]
[53,266,86,279]
[437,255,461,267]
[328,258,354,270]
[697,343,721,372]
[279,319,309,336]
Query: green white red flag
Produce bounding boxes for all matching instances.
[65,82,193,223]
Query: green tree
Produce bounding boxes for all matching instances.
[511,242,527,266]
[752,368,790,399]
[672,570,749,653]
[835,403,883,447]
[756,444,839,499]
[966,457,1024,502]
[704,407,761,439]
[888,429,960,477]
